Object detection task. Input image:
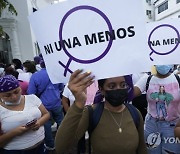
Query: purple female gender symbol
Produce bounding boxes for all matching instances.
[59,5,113,76]
[148,24,180,61]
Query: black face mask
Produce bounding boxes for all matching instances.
[105,89,128,107]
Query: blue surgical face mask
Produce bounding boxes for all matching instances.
[156,65,173,75]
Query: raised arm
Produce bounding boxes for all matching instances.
[133,86,142,98]
[68,69,94,108]
[61,96,70,113]
[55,69,94,153]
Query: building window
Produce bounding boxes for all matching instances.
[158,1,168,14]
[177,0,180,3]
[146,10,152,19]
[146,10,151,15]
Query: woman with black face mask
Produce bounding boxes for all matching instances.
[55,69,147,154]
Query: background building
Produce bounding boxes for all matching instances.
[143,0,155,22]
[0,0,57,64]
[154,0,180,20]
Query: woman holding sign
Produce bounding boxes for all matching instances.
[0,75,50,154]
[55,69,147,154]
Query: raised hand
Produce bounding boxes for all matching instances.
[68,69,94,108]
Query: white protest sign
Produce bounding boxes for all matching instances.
[147,19,180,65]
[29,0,151,83]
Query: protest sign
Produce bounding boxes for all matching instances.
[29,0,150,83]
[147,19,180,65]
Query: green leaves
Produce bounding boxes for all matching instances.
[0,0,17,17]
[0,0,17,35]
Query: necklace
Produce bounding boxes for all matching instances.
[107,109,124,133]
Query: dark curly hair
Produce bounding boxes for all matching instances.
[12,59,22,70]
[23,60,37,73]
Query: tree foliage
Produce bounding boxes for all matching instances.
[0,0,17,35]
[0,0,17,17]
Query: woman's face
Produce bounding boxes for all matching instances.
[0,87,22,103]
[100,76,129,107]
[100,76,128,94]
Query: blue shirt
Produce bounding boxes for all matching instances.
[27,68,64,109]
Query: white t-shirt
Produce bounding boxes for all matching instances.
[0,94,45,150]
[62,84,75,106]
[132,73,148,94]
[18,72,32,82]
[135,74,180,121]
[16,69,24,73]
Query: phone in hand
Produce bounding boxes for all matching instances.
[25,119,37,127]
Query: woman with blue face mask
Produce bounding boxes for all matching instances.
[134,64,180,154]
[0,75,50,154]
[55,69,147,154]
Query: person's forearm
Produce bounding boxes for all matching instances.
[0,129,21,147]
[62,97,70,112]
[63,103,70,113]
[38,112,50,126]
[133,86,142,98]
[174,127,180,139]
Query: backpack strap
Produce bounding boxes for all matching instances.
[88,102,104,135]
[146,75,153,92]
[87,105,93,154]
[92,102,104,131]
[87,102,104,153]
[174,74,180,88]
[124,103,140,130]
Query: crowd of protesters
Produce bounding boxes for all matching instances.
[0,55,65,154]
[1,56,180,154]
